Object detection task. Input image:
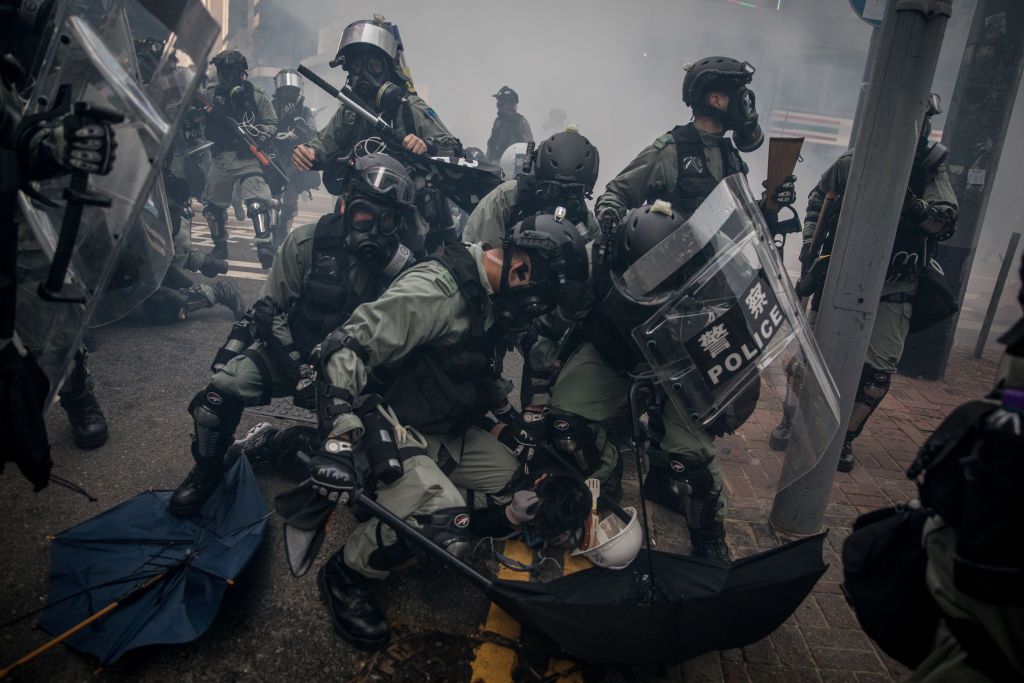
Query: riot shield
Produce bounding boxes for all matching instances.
[15,0,218,403]
[604,175,840,490]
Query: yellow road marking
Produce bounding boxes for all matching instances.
[470,540,534,683]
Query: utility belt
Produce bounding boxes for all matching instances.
[879,292,914,305]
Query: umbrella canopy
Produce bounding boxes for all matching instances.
[38,457,267,665]
[356,493,827,666]
[493,537,827,664]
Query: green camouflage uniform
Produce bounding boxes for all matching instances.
[803,152,958,373]
[202,84,277,211]
[322,244,520,579]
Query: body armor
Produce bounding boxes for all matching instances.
[648,123,747,216]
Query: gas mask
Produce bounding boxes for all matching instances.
[727,86,764,152]
[345,198,406,265]
[345,52,403,116]
[491,254,556,333]
[216,64,244,90]
[535,182,590,226]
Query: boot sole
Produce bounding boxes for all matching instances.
[837,460,855,473]
[768,434,788,452]
[73,431,109,449]
[317,567,390,652]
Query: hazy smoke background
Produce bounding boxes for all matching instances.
[256,0,1020,340]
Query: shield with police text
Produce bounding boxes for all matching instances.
[604,174,841,489]
[15,0,218,403]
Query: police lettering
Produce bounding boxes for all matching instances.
[706,304,783,386]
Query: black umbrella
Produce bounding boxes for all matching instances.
[356,492,826,665]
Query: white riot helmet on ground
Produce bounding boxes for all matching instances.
[499,142,530,181]
[571,507,642,570]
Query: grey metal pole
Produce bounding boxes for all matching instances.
[849,26,881,150]
[770,0,953,535]
[973,232,1022,358]
[898,0,1024,379]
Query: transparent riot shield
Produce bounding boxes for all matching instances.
[604,175,840,490]
[15,0,218,403]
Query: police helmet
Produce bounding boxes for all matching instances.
[211,49,248,71]
[503,210,592,321]
[682,56,754,107]
[534,129,600,192]
[345,153,417,210]
[331,18,399,69]
[493,85,519,103]
[274,68,304,93]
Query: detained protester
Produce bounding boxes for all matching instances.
[463,127,600,419]
[200,49,279,268]
[275,212,591,650]
[169,153,422,517]
[485,85,533,163]
[546,56,796,562]
[771,94,958,472]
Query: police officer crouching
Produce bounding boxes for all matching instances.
[305,213,591,650]
[169,153,420,516]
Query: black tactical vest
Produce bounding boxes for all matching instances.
[382,243,501,435]
[288,214,361,355]
[649,123,748,216]
[208,81,259,154]
[887,156,936,283]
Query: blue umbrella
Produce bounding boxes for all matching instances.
[3,457,267,676]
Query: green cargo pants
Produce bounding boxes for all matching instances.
[202,151,271,210]
[548,342,725,522]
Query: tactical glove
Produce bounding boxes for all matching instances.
[763,174,797,209]
[497,424,538,463]
[310,443,356,504]
[61,107,119,175]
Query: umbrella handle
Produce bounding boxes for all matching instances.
[0,602,119,679]
[0,570,166,679]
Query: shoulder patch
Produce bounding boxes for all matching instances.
[433,269,459,297]
[653,132,674,150]
[424,107,439,121]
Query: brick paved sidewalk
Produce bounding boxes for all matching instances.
[681,347,1004,683]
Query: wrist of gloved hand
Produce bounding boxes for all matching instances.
[310,441,356,504]
[61,112,118,175]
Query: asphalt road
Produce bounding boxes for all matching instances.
[0,193,689,683]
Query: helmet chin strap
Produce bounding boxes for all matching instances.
[380,242,413,281]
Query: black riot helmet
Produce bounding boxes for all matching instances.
[341,153,418,274]
[682,56,763,152]
[494,85,519,104]
[527,128,600,223]
[494,209,592,330]
[211,49,248,88]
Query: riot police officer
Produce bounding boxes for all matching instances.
[201,49,278,268]
[304,213,591,650]
[270,68,319,244]
[169,153,421,516]
[552,57,793,562]
[771,96,958,472]
[292,17,458,174]
[485,85,533,163]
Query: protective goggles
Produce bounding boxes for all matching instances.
[347,200,403,236]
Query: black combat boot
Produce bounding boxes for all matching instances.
[837,440,855,473]
[690,521,732,563]
[210,239,229,261]
[318,549,390,651]
[769,415,791,451]
[169,458,224,517]
[58,353,108,449]
[190,282,247,320]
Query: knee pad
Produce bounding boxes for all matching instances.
[669,461,721,531]
[202,203,228,241]
[847,364,891,439]
[546,412,603,475]
[244,197,272,239]
[188,387,245,461]
[211,320,255,374]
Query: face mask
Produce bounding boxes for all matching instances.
[727,86,764,152]
[492,286,555,332]
[217,66,243,89]
[346,53,400,113]
[346,200,403,262]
